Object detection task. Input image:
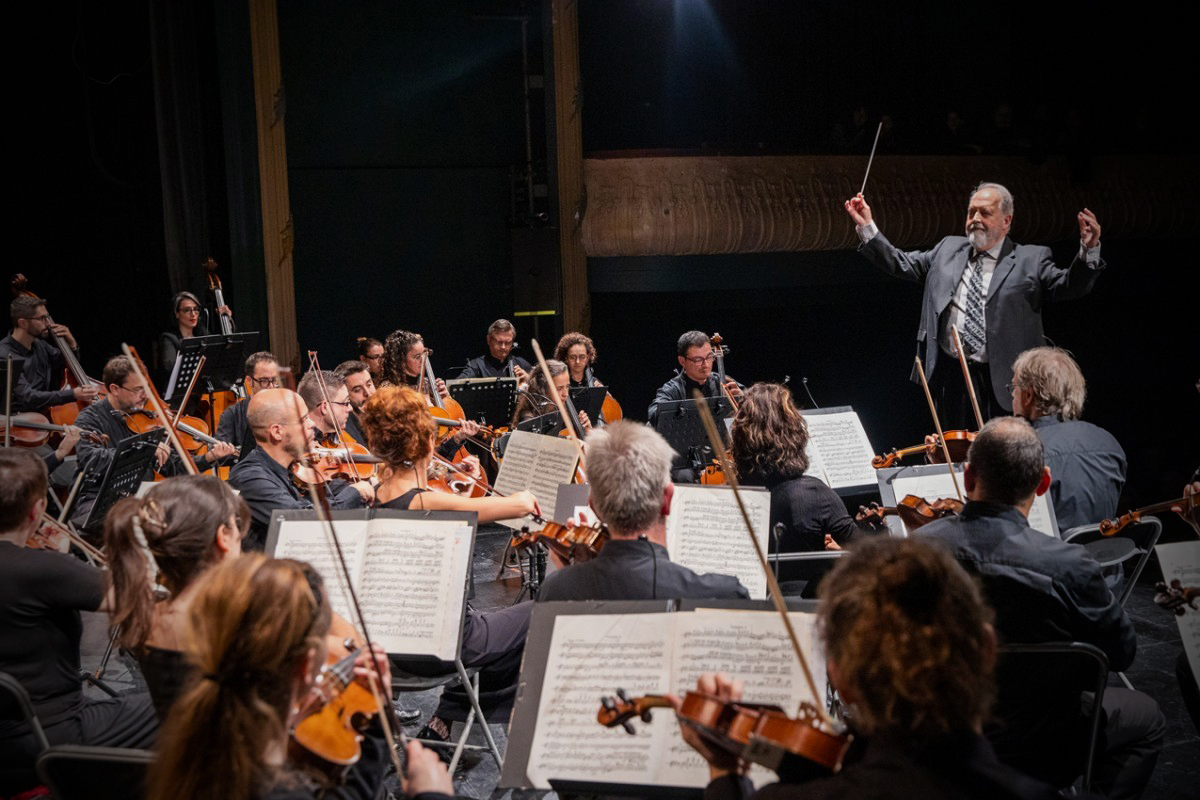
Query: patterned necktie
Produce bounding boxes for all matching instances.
[961,253,987,356]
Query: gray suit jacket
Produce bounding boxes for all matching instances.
[860,233,1105,409]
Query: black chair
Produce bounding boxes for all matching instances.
[0,671,50,795]
[36,745,154,800]
[391,658,504,772]
[767,551,845,599]
[989,642,1108,793]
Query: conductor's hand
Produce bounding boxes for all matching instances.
[1078,208,1101,249]
[668,673,744,780]
[844,193,873,227]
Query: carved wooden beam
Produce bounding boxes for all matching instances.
[581,155,1199,256]
[550,0,589,332]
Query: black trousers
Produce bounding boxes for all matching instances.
[929,354,1004,431]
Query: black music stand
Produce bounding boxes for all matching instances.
[568,385,607,424]
[82,428,166,532]
[654,396,733,470]
[164,332,256,403]
[446,377,519,427]
[515,410,565,436]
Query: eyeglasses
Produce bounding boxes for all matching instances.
[1005,382,1020,393]
[27,314,51,324]
[684,354,717,365]
[328,400,353,409]
[178,306,201,315]
[118,383,147,395]
[249,376,280,388]
[362,354,383,361]
[566,354,590,363]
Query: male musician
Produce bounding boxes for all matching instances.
[215,350,279,463]
[457,318,531,381]
[71,356,236,528]
[227,388,372,550]
[536,421,749,602]
[334,359,374,446]
[844,184,1104,426]
[648,330,742,483]
[919,417,1164,799]
[1010,346,1126,531]
[297,369,357,449]
[0,295,97,414]
[0,450,156,790]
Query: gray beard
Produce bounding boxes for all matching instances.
[967,228,993,250]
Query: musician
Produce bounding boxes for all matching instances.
[919,416,1164,799]
[216,350,280,464]
[553,331,604,389]
[296,369,358,449]
[356,335,385,384]
[647,330,742,426]
[378,330,483,455]
[359,386,538,743]
[226,388,372,550]
[0,450,157,791]
[456,318,531,381]
[103,475,248,719]
[156,291,233,379]
[730,383,861,552]
[680,537,1062,800]
[144,555,454,800]
[72,356,237,528]
[844,183,1104,426]
[536,420,749,602]
[1,294,97,414]
[333,360,374,446]
[1010,346,1126,531]
[512,358,592,432]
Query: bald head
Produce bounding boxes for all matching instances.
[965,416,1047,507]
[246,389,308,443]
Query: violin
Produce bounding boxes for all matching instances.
[122,408,231,457]
[11,274,107,426]
[1154,580,1199,616]
[25,513,107,565]
[1099,493,1197,537]
[856,495,964,531]
[871,430,975,469]
[0,411,108,447]
[509,520,608,563]
[598,690,850,780]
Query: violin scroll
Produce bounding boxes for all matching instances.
[598,689,669,735]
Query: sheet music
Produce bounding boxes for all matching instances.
[269,517,472,658]
[494,430,581,529]
[666,484,771,599]
[801,410,877,489]
[526,613,675,789]
[1155,541,1200,681]
[890,469,1057,538]
[524,609,824,790]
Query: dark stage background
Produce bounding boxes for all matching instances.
[18,0,1198,531]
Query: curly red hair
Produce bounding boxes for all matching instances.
[360,386,436,467]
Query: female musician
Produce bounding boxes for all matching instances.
[145,554,453,800]
[378,329,482,452]
[679,536,1060,799]
[157,291,233,378]
[553,332,603,389]
[355,336,385,384]
[511,359,591,432]
[104,475,249,719]
[729,383,857,552]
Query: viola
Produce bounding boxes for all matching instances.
[509,520,608,563]
[291,645,376,778]
[871,430,975,469]
[1099,493,1197,537]
[0,411,108,447]
[856,495,964,530]
[598,690,850,779]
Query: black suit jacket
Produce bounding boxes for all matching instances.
[860,233,1105,410]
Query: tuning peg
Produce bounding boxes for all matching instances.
[640,709,654,722]
[616,688,630,703]
[622,721,636,735]
[600,696,615,710]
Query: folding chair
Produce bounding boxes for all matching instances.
[1064,517,1162,690]
[35,745,154,800]
[392,658,503,772]
[1,671,50,795]
[991,642,1109,793]
[766,550,845,599]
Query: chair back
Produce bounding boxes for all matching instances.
[36,745,154,800]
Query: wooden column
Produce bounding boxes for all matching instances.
[550,0,588,332]
[247,0,299,368]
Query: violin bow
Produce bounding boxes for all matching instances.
[305,351,365,484]
[39,512,106,565]
[284,391,408,773]
[692,390,835,728]
[121,344,199,476]
[950,328,984,431]
[914,356,963,502]
[530,339,586,475]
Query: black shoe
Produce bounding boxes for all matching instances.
[416,717,454,765]
[393,703,422,726]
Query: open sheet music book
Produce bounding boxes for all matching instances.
[266,510,475,660]
[1156,541,1200,679]
[666,484,771,599]
[494,430,581,530]
[517,606,824,791]
[799,407,877,490]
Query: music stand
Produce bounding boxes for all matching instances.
[515,410,565,436]
[446,377,519,426]
[568,386,607,424]
[164,332,256,402]
[655,396,733,469]
[82,428,167,532]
